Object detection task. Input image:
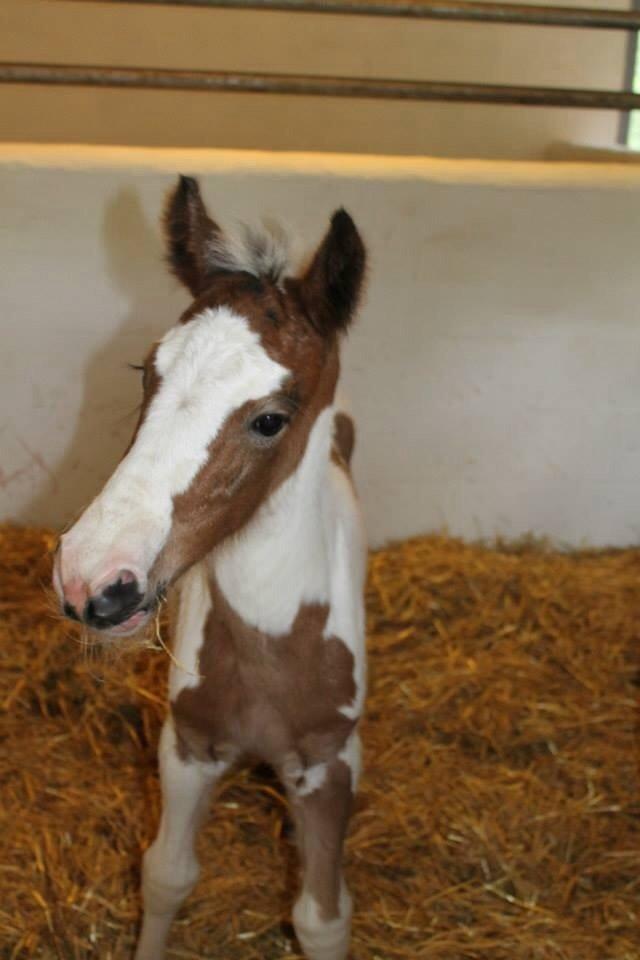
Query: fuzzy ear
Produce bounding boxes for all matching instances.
[299,209,366,335]
[163,175,222,297]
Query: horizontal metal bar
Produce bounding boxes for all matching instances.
[1,62,637,109]
[64,0,640,31]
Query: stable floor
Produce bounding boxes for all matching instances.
[1,526,638,959]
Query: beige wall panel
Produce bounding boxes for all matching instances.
[2,144,640,547]
[0,0,629,157]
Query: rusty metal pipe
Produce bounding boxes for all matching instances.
[62,0,640,32]
[1,62,638,110]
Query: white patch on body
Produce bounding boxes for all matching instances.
[338,730,362,793]
[211,406,336,636]
[59,307,287,594]
[325,461,367,722]
[296,762,328,797]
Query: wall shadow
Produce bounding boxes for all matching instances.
[21,185,184,530]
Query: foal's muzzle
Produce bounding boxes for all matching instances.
[63,571,146,631]
[85,574,144,629]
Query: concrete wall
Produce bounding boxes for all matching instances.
[2,143,640,547]
[0,0,630,159]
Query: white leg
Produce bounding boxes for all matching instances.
[134,718,230,960]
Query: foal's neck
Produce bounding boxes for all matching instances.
[208,405,335,637]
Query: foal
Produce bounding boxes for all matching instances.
[53,176,367,960]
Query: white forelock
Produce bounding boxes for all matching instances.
[207,221,294,284]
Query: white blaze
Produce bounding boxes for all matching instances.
[59,307,288,592]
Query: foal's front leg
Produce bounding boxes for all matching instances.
[135,718,230,960]
[284,734,361,960]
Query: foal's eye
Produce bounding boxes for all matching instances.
[251,413,288,438]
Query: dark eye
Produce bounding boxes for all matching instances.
[251,413,288,438]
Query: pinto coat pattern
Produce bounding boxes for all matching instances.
[53,176,368,960]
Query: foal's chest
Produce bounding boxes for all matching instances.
[171,589,357,767]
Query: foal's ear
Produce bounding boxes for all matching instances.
[163,175,222,296]
[299,209,366,335]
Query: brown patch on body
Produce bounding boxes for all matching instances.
[172,577,356,768]
[331,411,355,472]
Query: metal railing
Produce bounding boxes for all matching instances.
[2,0,636,112]
[2,62,638,110]
[63,0,640,31]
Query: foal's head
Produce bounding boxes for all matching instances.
[53,177,366,636]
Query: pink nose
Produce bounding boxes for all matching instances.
[52,551,90,617]
[61,578,90,618]
[56,562,143,628]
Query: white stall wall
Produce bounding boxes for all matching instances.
[0,0,630,159]
[2,144,640,547]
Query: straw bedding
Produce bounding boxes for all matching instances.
[1,524,638,959]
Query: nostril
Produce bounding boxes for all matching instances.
[84,572,143,628]
[63,601,80,622]
[117,569,137,585]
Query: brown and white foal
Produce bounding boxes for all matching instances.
[53,177,367,960]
